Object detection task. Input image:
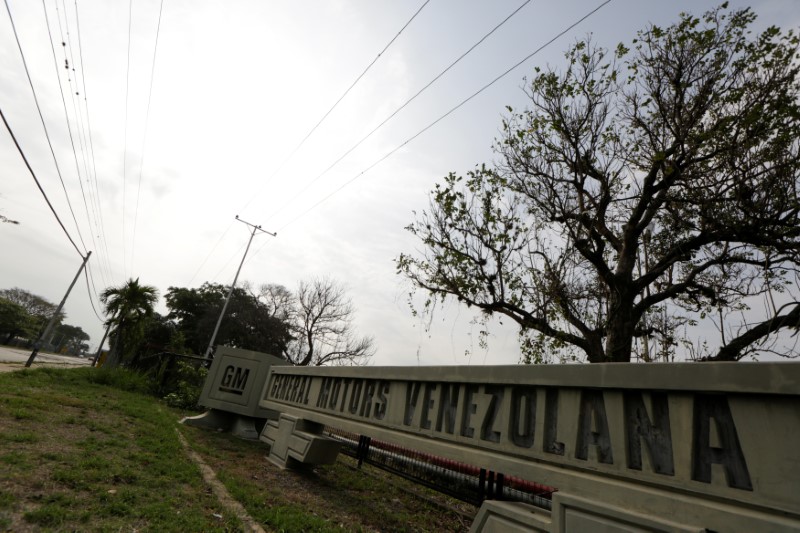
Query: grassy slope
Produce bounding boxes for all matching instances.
[0,368,471,532]
[0,367,243,532]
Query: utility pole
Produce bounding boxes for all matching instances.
[204,216,276,359]
[26,251,91,367]
[91,322,111,367]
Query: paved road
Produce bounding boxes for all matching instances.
[0,345,92,372]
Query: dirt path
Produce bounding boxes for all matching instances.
[175,428,267,533]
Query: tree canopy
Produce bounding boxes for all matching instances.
[398,5,800,363]
[52,324,90,355]
[100,278,159,367]
[0,289,89,353]
[0,288,64,326]
[165,279,374,366]
[165,282,292,357]
[0,297,37,344]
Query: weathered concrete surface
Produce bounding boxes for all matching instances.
[260,362,800,532]
[183,346,289,439]
[260,413,341,469]
[197,346,288,418]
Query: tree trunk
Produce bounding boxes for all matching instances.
[604,291,635,362]
[105,318,124,368]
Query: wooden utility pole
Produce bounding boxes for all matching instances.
[203,216,275,359]
[26,251,91,367]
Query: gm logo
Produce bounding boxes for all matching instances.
[218,365,250,395]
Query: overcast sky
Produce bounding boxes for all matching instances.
[1,0,797,365]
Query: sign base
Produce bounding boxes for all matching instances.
[181,408,268,440]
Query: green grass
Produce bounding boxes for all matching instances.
[0,366,472,532]
[0,367,242,532]
[186,426,472,532]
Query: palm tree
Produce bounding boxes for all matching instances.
[100,278,159,368]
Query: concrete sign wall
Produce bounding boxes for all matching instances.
[200,346,288,418]
[183,346,289,439]
[259,363,800,532]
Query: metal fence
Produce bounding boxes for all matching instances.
[326,426,555,510]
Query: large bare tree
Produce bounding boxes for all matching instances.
[256,283,295,322]
[398,5,800,363]
[284,278,375,366]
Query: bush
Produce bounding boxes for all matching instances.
[162,360,207,410]
[85,367,153,394]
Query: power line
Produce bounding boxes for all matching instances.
[43,0,108,288]
[131,0,165,273]
[271,0,612,237]
[187,221,235,286]
[121,0,133,278]
[74,0,116,284]
[287,0,431,171]
[53,0,115,288]
[57,0,109,283]
[0,106,84,258]
[84,263,104,322]
[191,1,431,286]
[266,0,532,224]
[3,0,90,255]
[210,241,247,284]
[204,216,276,359]
[237,0,432,216]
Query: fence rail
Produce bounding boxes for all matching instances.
[326,426,555,509]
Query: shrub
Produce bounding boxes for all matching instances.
[162,360,207,410]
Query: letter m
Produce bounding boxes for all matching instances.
[219,366,250,395]
[233,368,249,391]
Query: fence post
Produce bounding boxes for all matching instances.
[478,468,487,501]
[356,435,372,468]
[495,472,504,500]
[159,353,177,395]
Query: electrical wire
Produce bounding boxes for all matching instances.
[121,0,133,278]
[55,0,115,288]
[131,0,165,274]
[244,1,613,271]
[0,106,84,258]
[210,241,248,284]
[267,0,533,224]
[191,1,431,286]
[84,264,104,321]
[43,0,108,288]
[237,0,432,216]
[85,260,102,305]
[57,0,107,282]
[187,221,235,286]
[74,0,116,284]
[83,240,102,300]
[3,0,90,255]
[5,0,107,340]
[271,0,612,239]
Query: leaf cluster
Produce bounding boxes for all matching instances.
[399,4,800,362]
